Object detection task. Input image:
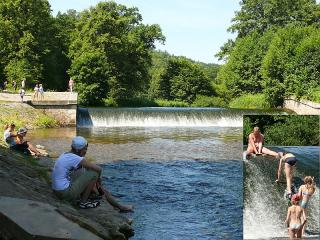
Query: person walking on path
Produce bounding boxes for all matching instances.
[19,89,25,102]
[52,136,134,211]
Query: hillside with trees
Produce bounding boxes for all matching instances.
[216,0,320,107]
[0,0,318,108]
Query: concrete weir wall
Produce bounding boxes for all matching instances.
[0,92,78,126]
[284,97,320,115]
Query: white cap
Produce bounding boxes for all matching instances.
[71,136,88,150]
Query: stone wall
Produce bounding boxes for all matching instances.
[284,98,320,115]
[0,92,78,126]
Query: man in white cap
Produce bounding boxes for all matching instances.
[52,136,133,211]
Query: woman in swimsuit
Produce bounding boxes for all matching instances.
[285,193,306,239]
[275,152,297,200]
[298,176,316,235]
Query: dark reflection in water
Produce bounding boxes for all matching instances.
[103,160,243,240]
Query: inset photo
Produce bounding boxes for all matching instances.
[243,115,319,239]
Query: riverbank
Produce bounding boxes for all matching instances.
[0,102,134,239]
[0,102,58,129]
[0,147,134,239]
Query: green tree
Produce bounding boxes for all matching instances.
[243,115,319,146]
[148,50,172,99]
[0,0,54,87]
[216,31,274,98]
[69,2,164,105]
[158,57,213,103]
[229,0,319,37]
[42,10,79,90]
[264,116,319,146]
[261,26,315,106]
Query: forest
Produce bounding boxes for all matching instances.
[243,115,320,146]
[0,0,319,107]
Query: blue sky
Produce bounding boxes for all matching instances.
[48,0,241,64]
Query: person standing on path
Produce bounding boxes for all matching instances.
[19,88,25,102]
[68,78,74,92]
[21,78,26,89]
[39,84,44,100]
[13,80,17,92]
[33,83,39,101]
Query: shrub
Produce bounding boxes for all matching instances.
[155,99,189,107]
[192,95,227,107]
[34,115,58,128]
[117,97,157,107]
[229,93,270,109]
[304,87,320,103]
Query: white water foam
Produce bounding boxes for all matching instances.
[89,115,242,127]
[244,162,287,239]
[244,160,320,239]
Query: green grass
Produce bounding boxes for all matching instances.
[154,99,189,107]
[304,87,320,103]
[0,103,59,129]
[229,93,271,109]
[34,115,59,128]
[103,97,190,107]
[192,95,228,108]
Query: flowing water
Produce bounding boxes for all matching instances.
[28,107,286,239]
[244,146,320,239]
[29,107,246,239]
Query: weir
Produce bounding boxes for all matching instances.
[76,107,263,128]
[244,146,319,239]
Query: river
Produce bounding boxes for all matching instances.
[28,107,283,239]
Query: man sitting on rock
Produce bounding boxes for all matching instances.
[243,126,281,160]
[51,136,134,211]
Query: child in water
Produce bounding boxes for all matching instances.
[298,176,316,235]
[285,193,306,239]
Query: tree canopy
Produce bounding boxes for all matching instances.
[68,2,164,105]
[217,0,320,106]
[243,115,319,146]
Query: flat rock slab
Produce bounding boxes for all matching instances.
[0,196,102,240]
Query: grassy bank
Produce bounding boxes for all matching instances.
[0,102,59,129]
[229,94,270,109]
